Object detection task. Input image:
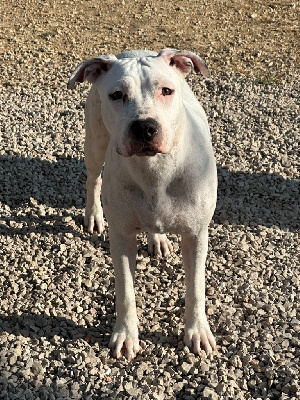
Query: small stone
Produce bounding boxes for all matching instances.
[229,355,242,368]
[124,381,137,396]
[215,382,226,394]
[62,216,72,223]
[136,367,144,379]
[83,250,93,258]
[50,335,60,345]
[180,362,192,374]
[264,367,274,379]
[70,382,81,399]
[290,383,299,393]
[8,354,17,366]
[82,278,92,288]
[31,361,44,376]
[281,157,291,167]
[239,378,248,390]
[14,346,22,357]
[200,362,210,372]
[248,380,256,389]
[282,339,289,348]
[207,287,215,295]
[282,384,291,394]
[202,387,218,400]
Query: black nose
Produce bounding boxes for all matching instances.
[129,118,159,142]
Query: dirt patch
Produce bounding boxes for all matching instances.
[1,0,298,85]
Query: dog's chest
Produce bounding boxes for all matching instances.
[138,192,171,232]
[128,184,193,234]
[102,155,212,235]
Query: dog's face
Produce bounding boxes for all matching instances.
[68,49,209,157]
[96,57,185,157]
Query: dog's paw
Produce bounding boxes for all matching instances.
[147,233,173,257]
[84,205,105,234]
[184,319,216,356]
[109,324,140,360]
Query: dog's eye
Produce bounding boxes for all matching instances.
[162,87,174,96]
[109,91,123,101]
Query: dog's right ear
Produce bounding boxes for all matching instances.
[67,54,118,89]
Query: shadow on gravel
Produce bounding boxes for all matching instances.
[214,166,299,231]
[0,154,86,209]
[0,312,111,345]
[0,155,299,234]
[0,313,111,399]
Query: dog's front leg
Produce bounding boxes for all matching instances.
[181,229,216,355]
[84,87,109,234]
[108,229,139,360]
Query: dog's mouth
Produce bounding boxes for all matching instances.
[117,145,160,157]
[117,138,165,157]
[135,147,160,157]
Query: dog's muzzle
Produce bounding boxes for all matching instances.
[128,118,162,156]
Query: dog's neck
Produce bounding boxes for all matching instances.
[124,137,189,197]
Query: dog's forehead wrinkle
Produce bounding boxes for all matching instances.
[139,57,154,67]
[125,58,165,86]
[107,59,139,87]
[117,78,134,90]
[108,59,172,97]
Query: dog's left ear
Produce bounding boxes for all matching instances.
[67,54,118,89]
[158,48,210,78]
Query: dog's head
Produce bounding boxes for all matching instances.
[68,49,209,157]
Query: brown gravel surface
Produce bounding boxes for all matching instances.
[0,1,299,399]
[1,0,299,84]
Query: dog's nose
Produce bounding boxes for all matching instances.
[129,118,159,141]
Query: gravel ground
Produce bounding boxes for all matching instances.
[1,1,299,399]
[0,66,299,399]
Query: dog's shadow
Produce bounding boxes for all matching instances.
[0,154,298,234]
[214,166,299,231]
[0,312,99,339]
[0,311,111,347]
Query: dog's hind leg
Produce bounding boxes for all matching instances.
[147,233,173,257]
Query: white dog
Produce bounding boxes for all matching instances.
[68,49,217,360]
